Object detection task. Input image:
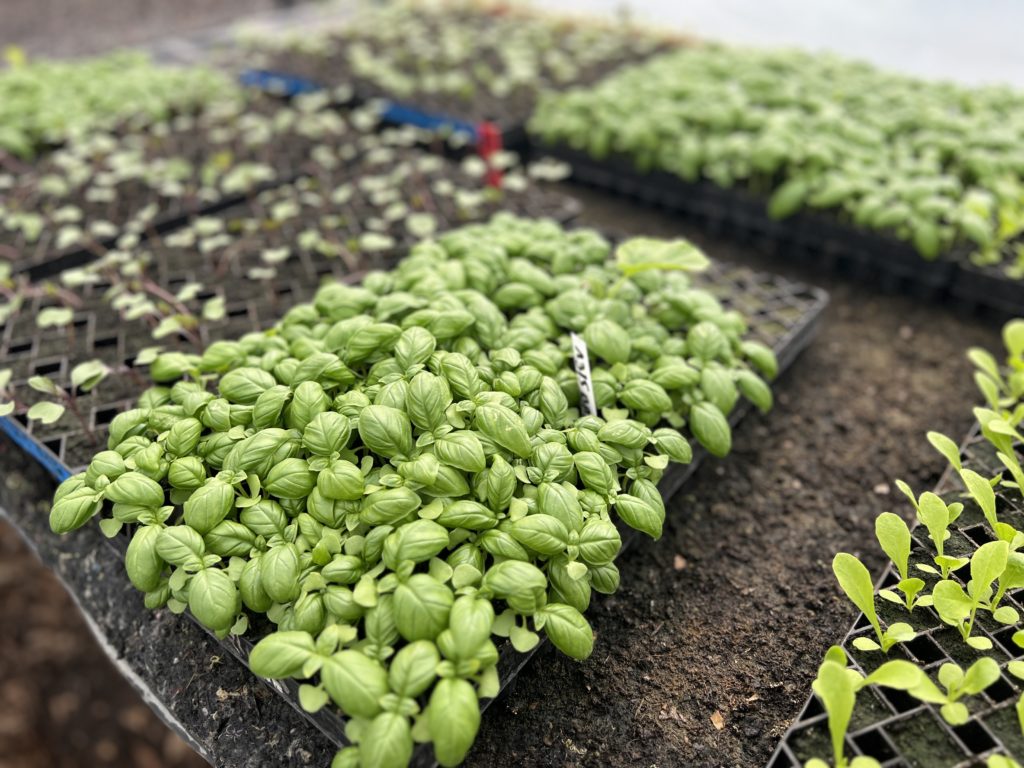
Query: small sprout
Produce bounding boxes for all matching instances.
[896,482,967,579]
[70,360,109,393]
[36,306,75,329]
[805,646,924,768]
[27,401,65,425]
[903,658,1001,725]
[202,296,226,322]
[932,540,1011,650]
[261,247,291,265]
[875,512,928,611]
[833,553,915,652]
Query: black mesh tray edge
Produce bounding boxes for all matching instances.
[767,426,1024,768]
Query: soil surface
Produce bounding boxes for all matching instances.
[0,511,207,768]
[0,179,1002,767]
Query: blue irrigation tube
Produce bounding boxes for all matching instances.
[377,101,479,142]
[239,69,324,96]
[0,416,72,483]
[238,69,481,143]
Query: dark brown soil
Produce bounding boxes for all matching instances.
[0,517,206,768]
[0,187,1003,768]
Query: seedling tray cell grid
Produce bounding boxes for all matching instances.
[768,428,1024,768]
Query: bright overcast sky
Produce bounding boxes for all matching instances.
[542,0,1024,87]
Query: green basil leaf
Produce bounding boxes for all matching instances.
[104,471,164,508]
[322,650,389,718]
[539,602,594,660]
[474,404,533,459]
[583,319,631,364]
[689,401,732,457]
[249,630,315,679]
[359,713,412,768]
[394,574,454,641]
[49,485,103,533]
[358,404,414,459]
[433,431,487,474]
[615,493,665,539]
[265,457,316,499]
[428,678,480,767]
[387,639,440,698]
[183,479,235,534]
[260,543,301,604]
[125,525,165,592]
[219,367,277,404]
[510,514,570,556]
[188,567,240,632]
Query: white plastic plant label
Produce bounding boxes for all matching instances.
[570,332,597,417]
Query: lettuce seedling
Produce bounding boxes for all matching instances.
[874,512,929,611]
[959,467,1024,548]
[833,553,915,652]
[895,482,967,579]
[901,658,1000,725]
[804,646,928,768]
[932,540,1012,650]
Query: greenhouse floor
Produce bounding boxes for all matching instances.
[0,183,999,768]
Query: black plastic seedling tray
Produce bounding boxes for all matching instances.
[768,428,1024,768]
[949,262,1024,319]
[539,143,1024,312]
[1,247,827,766]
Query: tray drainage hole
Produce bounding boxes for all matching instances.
[276,284,294,297]
[93,335,118,349]
[72,316,89,329]
[905,635,946,665]
[93,406,120,427]
[197,291,217,302]
[9,340,32,355]
[766,749,799,768]
[986,676,1018,704]
[991,625,1023,657]
[964,524,996,546]
[315,263,334,277]
[43,437,63,454]
[880,688,919,714]
[852,729,895,762]
[953,720,996,754]
[226,305,249,319]
[879,569,901,589]
[32,361,62,376]
[802,696,824,719]
[853,613,872,631]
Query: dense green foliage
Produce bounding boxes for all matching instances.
[0,49,237,159]
[49,215,776,767]
[530,46,1024,275]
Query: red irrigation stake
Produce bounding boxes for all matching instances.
[477,121,503,189]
